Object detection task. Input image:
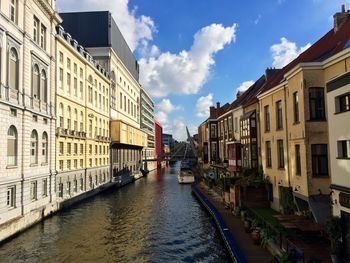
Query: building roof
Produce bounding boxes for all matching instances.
[60,11,140,82]
[261,15,350,94]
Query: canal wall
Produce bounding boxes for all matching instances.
[0,181,116,244]
[191,183,247,263]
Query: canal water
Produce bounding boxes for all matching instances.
[0,162,230,263]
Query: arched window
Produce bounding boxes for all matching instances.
[59,103,64,128]
[80,111,84,131]
[7,126,17,166]
[9,48,18,90]
[32,64,40,99]
[42,132,48,163]
[67,106,71,130]
[73,109,78,130]
[30,130,38,164]
[41,70,47,103]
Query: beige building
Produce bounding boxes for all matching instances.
[60,12,147,179]
[0,0,60,242]
[55,26,111,203]
[259,9,350,223]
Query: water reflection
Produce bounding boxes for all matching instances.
[0,163,230,263]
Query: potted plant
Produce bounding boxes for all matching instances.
[326,216,342,263]
[260,228,271,248]
[250,219,261,245]
[233,206,241,217]
[244,218,251,233]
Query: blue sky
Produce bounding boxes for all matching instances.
[57,0,350,140]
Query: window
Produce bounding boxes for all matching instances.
[41,70,47,103]
[7,126,17,166]
[67,143,71,155]
[88,86,92,103]
[66,181,71,196]
[80,68,83,78]
[42,179,47,197]
[59,52,63,63]
[7,186,16,208]
[67,160,71,170]
[276,100,283,130]
[32,65,40,99]
[264,105,270,132]
[295,144,301,175]
[59,103,64,128]
[277,139,284,169]
[336,93,350,113]
[67,106,71,130]
[58,183,63,198]
[59,68,63,89]
[10,0,17,23]
[80,81,83,99]
[73,77,77,96]
[80,177,84,191]
[59,160,63,171]
[337,140,349,159]
[67,73,71,93]
[80,144,83,154]
[33,16,40,44]
[120,92,123,109]
[40,24,46,50]
[80,159,83,168]
[30,130,38,164]
[80,111,84,131]
[73,63,77,74]
[293,92,299,123]
[234,117,238,132]
[74,159,77,169]
[73,109,77,130]
[42,132,48,163]
[67,58,71,69]
[309,87,325,120]
[9,48,19,90]
[59,142,63,155]
[74,179,78,192]
[30,181,37,201]
[266,141,272,168]
[311,144,328,176]
[211,124,217,138]
[124,96,126,111]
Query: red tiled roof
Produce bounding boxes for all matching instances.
[261,16,350,94]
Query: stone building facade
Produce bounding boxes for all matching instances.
[55,26,111,204]
[0,0,61,241]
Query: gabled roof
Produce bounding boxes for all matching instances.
[261,16,350,94]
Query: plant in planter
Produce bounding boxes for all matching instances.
[244,218,251,233]
[326,216,342,263]
[240,209,247,221]
[260,228,271,248]
[233,206,241,217]
[250,219,261,245]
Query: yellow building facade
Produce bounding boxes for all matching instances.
[55,26,111,202]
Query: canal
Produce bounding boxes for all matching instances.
[0,162,230,263]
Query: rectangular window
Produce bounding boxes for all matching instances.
[80,68,83,78]
[234,117,238,132]
[40,24,46,50]
[73,63,77,74]
[59,52,63,63]
[7,186,16,208]
[67,143,71,155]
[293,92,299,123]
[277,139,284,169]
[67,58,71,69]
[33,16,40,44]
[80,159,83,168]
[336,93,350,113]
[89,144,92,154]
[276,101,283,130]
[311,144,328,176]
[74,77,77,96]
[120,92,123,109]
[124,96,126,112]
[74,143,78,155]
[74,159,77,169]
[80,144,83,154]
[337,140,349,159]
[67,73,71,93]
[309,87,325,120]
[30,181,37,201]
[295,144,301,175]
[211,124,217,138]
[58,183,63,198]
[58,69,63,90]
[59,142,63,155]
[264,105,270,132]
[59,160,63,170]
[80,81,83,99]
[67,160,71,170]
[10,0,17,23]
[42,179,47,197]
[266,141,272,168]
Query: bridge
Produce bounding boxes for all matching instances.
[143,126,197,162]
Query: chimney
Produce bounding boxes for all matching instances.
[334,4,350,32]
[209,106,215,118]
[236,90,243,98]
[216,102,220,110]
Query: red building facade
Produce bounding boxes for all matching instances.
[154,121,163,168]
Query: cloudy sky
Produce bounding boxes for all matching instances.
[56,0,349,140]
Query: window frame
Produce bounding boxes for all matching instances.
[311,144,328,177]
[7,125,18,166]
[309,87,326,121]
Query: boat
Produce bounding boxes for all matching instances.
[178,161,195,184]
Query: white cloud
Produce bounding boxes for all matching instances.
[254,14,262,25]
[140,23,237,98]
[196,93,213,118]
[156,99,182,113]
[270,37,311,68]
[236,80,254,93]
[56,0,156,52]
[161,118,197,141]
